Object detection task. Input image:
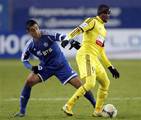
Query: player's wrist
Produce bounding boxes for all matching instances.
[108,66,114,70]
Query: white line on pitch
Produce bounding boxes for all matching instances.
[2,97,141,102]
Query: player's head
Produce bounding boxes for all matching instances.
[26,19,41,39]
[97,4,111,23]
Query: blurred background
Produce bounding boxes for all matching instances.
[0,0,141,59]
[0,0,141,120]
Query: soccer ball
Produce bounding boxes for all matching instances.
[102,104,117,118]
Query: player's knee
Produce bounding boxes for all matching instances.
[101,79,110,90]
[105,80,110,90]
[26,77,38,87]
[26,74,41,87]
[84,82,95,91]
[83,75,96,91]
[26,79,34,87]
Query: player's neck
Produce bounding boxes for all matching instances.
[33,33,41,41]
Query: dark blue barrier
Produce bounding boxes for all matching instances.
[0,0,9,31]
[1,0,141,31]
[11,0,141,30]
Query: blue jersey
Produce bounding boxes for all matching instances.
[21,29,67,70]
[21,29,78,84]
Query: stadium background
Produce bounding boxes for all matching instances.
[0,0,141,120]
[1,0,141,59]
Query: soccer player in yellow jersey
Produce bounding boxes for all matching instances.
[61,4,120,117]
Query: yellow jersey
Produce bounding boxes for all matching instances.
[67,16,112,67]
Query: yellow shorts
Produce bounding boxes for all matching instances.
[76,53,109,83]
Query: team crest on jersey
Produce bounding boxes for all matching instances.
[96,35,105,47]
[37,51,42,56]
[99,27,102,31]
[43,42,48,47]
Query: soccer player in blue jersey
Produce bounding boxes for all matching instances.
[14,20,96,117]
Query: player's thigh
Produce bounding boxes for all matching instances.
[36,64,54,82]
[76,54,95,79]
[55,62,78,85]
[77,54,96,90]
[26,72,42,86]
[68,76,82,89]
[96,65,110,90]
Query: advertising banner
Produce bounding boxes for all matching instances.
[11,0,141,31]
[0,29,141,59]
[0,32,30,58]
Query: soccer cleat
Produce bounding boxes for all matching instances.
[92,111,106,117]
[14,112,25,117]
[62,104,73,116]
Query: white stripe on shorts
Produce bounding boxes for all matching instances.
[63,73,78,85]
[37,73,44,82]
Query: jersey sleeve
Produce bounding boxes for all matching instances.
[66,17,95,40]
[66,27,82,40]
[21,40,33,70]
[55,33,66,41]
[79,17,95,32]
[100,48,112,68]
[41,29,66,41]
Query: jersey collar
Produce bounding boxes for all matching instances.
[96,16,104,24]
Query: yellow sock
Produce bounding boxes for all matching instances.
[67,86,86,108]
[95,88,108,112]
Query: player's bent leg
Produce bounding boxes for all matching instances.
[95,80,110,112]
[68,76,96,107]
[62,76,82,116]
[68,76,82,89]
[93,84,110,117]
[15,72,41,117]
[63,75,96,116]
[93,72,110,117]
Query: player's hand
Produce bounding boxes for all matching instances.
[108,66,120,79]
[32,66,39,74]
[61,40,69,48]
[69,40,81,50]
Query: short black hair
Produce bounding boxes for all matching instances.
[97,4,111,15]
[26,19,38,31]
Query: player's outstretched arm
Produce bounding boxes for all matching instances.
[61,17,95,49]
[61,28,82,50]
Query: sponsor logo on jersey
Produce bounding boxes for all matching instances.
[42,48,53,56]
[37,51,42,56]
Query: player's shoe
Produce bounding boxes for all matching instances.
[62,104,73,116]
[14,112,25,117]
[92,111,105,117]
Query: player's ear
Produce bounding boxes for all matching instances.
[26,28,31,33]
[26,29,30,34]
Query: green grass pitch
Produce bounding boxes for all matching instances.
[0,59,141,120]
